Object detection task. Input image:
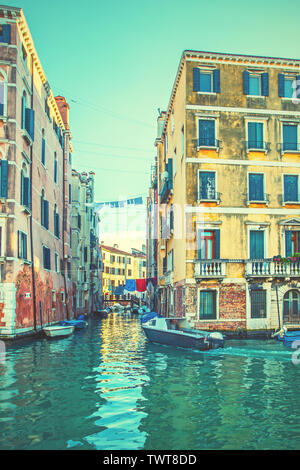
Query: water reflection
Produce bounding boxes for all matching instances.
[0,314,300,450]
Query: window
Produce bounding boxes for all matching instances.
[41,190,49,229]
[54,205,60,238]
[0,24,11,44]
[0,160,8,198]
[18,231,27,260]
[248,173,264,201]
[45,98,50,120]
[41,130,46,165]
[285,231,300,256]
[199,290,217,320]
[198,119,216,147]
[181,125,184,159]
[128,269,132,276]
[54,153,57,183]
[69,184,72,204]
[197,229,220,260]
[249,230,264,259]
[67,262,71,279]
[199,171,216,200]
[21,92,26,129]
[278,74,300,99]
[247,122,264,150]
[283,175,299,202]
[171,109,175,133]
[55,253,59,273]
[244,71,269,97]
[21,164,30,209]
[282,124,298,151]
[22,44,27,63]
[43,246,51,270]
[193,68,220,93]
[250,289,266,319]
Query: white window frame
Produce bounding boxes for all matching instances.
[248,73,262,97]
[196,68,216,95]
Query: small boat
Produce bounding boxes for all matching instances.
[43,325,75,339]
[59,315,87,330]
[141,313,225,350]
[96,308,111,318]
[283,330,300,347]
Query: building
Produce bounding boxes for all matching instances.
[0,6,75,338]
[71,170,103,314]
[101,244,146,298]
[149,49,300,336]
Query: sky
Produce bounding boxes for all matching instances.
[4,0,300,205]
[3,0,300,202]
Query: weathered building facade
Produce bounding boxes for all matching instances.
[150,50,300,335]
[71,170,103,315]
[0,6,73,338]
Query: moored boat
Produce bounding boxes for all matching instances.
[43,325,75,339]
[141,313,225,351]
[59,315,87,329]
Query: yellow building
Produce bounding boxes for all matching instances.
[148,50,300,336]
[101,244,146,297]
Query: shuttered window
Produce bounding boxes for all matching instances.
[197,230,220,260]
[249,173,264,201]
[0,24,11,44]
[283,175,298,202]
[41,195,49,229]
[248,122,264,149]
[283,124,298,151]
[18,231,27,260]
[21,170,30,208]
[0,160,8,198]
[285,231,300,257]
[250,230,264,259]
[43,246,51,270]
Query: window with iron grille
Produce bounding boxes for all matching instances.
[199,290,217,320]
[250,289,266,318]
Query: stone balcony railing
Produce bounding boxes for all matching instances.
[245,260,300,277]
[194,260,226,278]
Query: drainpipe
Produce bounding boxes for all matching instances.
[29,53,37,331]
[62,130,70,320]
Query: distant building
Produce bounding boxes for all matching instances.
[71,170,103,314]
[148,49,300,336]
[101,244,146,298]
[0,6,73,338]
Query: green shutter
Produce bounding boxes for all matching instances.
[214,229,220,259]
[1,160,8,198]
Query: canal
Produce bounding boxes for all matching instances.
[0,313,300,450]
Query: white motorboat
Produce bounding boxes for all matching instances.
[43,325,75,339]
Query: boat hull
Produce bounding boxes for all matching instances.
[142,326,210,351]
[43,326,75,338]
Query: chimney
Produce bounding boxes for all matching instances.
[114,244,118,249]
[54,96,70,130]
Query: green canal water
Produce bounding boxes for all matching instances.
[0,313,300,450]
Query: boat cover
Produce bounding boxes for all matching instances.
[140,312,161,324]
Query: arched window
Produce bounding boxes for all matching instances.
[54,152,57,183]
[41,129,46,166]
[283,290,300,323]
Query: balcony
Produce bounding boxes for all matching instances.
[247,193,270,206]
[245,259,300,277]
[197,138,220,151]
[194,260,226,278]
[246,141,270,153]
[198,191,221,204]
[280,142,300,155]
